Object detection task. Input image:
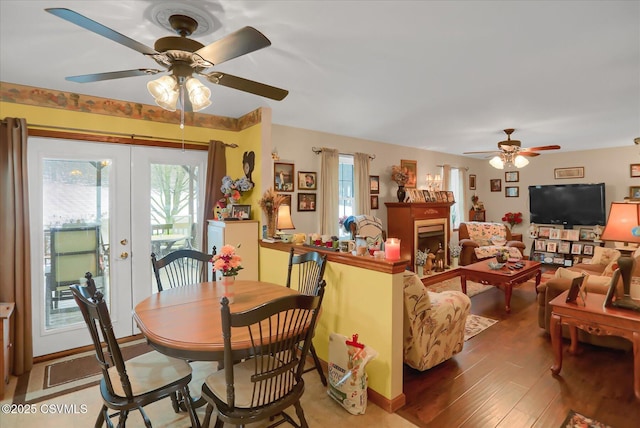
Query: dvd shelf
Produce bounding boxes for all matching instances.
[529,225,603,266]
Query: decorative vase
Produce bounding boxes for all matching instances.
[495,252,508,264]
[397,185,406,202]
[451,257,459,268]
[266,212,276,238]
[416,265,424,277]
[218,275,235,303]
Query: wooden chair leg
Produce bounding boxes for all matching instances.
[307,343,327,386]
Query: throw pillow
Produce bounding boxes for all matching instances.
[590,246,621,266]
[491,235,507,246]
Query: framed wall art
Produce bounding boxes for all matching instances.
[505,171,519,182]
[371,195,379,209]
[490,179,502,192]
[554,167,584,179]
[297,193,316,212]
[298,171,317,190]
[400,159,417,188]
[505,186,519,197]
[274,162,294,192]
[631,164,640,177]
[369,175,380,194]
[469,174,476,190]
[630,186,640,200]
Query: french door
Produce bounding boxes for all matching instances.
[28,138,207,356]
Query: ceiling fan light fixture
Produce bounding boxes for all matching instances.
[185,77,212,111]
[147,75,178,101]
[154,88,179,111]
[514,155,530,168]
[489,155,505,169]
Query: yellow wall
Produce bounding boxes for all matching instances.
[259,246,405,402]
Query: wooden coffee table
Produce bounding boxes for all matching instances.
[460,258,541,312]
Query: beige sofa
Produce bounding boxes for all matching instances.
[403,272,471,371]
[536,246,633,350]
[458,222,526,266]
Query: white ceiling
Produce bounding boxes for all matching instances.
[1,1,638,156]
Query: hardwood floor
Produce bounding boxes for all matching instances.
[399,281,640,428]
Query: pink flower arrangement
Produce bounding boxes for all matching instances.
[212,245,243,277]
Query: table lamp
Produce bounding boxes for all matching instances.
[276,204,295,237]
[600,202,640,311]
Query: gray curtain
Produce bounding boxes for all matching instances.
[320,148,339,235]
[202,140,226,251]
[0,117,33,375]
[354,152,371,216]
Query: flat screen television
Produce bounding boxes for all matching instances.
[528,183,606,227]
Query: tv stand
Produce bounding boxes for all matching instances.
[530,225,603,267]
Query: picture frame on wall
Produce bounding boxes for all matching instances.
[631,164,640,178]
[369,175,380,194]
[274,162,295,192]
[298,171,317,190]
[469,174,476,190]
[371,195,379,209]
[505,186,519,197]
[490,179,502,192]
[630,186,640,200]
[400,159,418,188]
[554,166,584,179]
[505,171,519,182]
[297,193,316,212]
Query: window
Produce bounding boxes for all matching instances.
[449,168,466,230]
[338,154,354,237]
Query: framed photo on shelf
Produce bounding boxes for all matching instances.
[274,162,294,192]
[549,229,561,240]
[297,193,316,212]
[400,159,417,188]
[505,186,519,197]
[505,171,519,182]
[469,174,477,190]
[565,230,580,241]
[558,241,571,254]
[369,175,380,194]
[446,190,455,202]
[579,228,595,241]
[546,242,557,253]
[583,244,594,255]
[554,166,584,179]
[298,171,317,190]
[631,164,640,178]
[538,226,554,238]
[371,195,379,209]
[535,240,546,251]
[553,257,565,265]
[571,243,583,254]
[564,259,573,267]
[230,204,251,220]
[490,179,502,192]
[630,186,640,200]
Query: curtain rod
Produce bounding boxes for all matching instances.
[311,146,375,160]
[24,122,238,147]
[436,164,469,171]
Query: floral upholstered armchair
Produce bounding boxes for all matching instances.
[403,272,471,371]
[458,222,525,266]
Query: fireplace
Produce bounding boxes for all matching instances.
[415,219,447,269]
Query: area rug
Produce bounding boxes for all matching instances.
[561,409,612,428]
[13,339,152,405]
[464,314,498,341]
[427,276,493,297]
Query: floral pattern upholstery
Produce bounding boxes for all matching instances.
[474,246,523,260]
[458,222,526,265]
[465,222,507,246]
[403,272,471,371]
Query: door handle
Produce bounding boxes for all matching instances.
[120,252,129,259]
[120,239,128,245]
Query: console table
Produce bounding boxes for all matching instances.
[549,290,640,400]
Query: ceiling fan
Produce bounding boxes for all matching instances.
[464,128,561,169]
[45,8,288,112]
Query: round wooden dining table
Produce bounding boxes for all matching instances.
[133,280,300,361]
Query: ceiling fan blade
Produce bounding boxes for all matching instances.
[522,145,561,151]
[463,150,499,155]
[519,152,540,157]
[195,26,271,66]
[66,69,163,83]
[46,8,157,56]
[203,72,288,101]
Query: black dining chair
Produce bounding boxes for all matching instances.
[151,246,216,292]
[286,247,328,385]
[201,284,326,428]
[70,272,200,428]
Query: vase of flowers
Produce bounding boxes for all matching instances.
[391,165,409,202]
[212,244,243,303]
[502,211,523,231]
[415,249,427,276]
[221,175,253,205]
[449,243,462,268]
[258,187,287,238]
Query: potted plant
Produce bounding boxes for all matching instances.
[415,249,428,276]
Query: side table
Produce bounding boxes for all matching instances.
[1,302,15,398]
[549,291,640,400]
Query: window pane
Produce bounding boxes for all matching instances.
[338,155,354,237]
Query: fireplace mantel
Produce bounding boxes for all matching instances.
[385,202,455,270]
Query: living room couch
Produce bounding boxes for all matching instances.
[458,222,526,266]
[536,246,633,350]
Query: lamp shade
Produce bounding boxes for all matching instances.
[276,204,295,230]
[489,156,504,169]
[185,77,212,112]
[147,75,179,111]
[513,155,529,168]
[600,202,640,245]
